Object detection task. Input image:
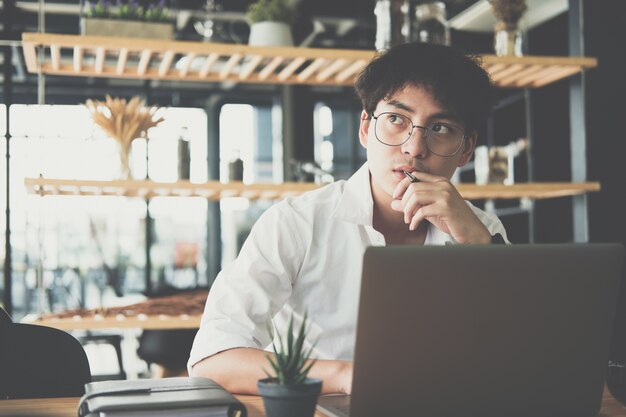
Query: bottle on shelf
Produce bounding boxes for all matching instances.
[374,0,410,51]
[228,150,244,182]
[178,127,191,181]
[411,2,450,46]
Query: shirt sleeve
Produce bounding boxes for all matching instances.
[187,201,305,372]
[467,203,511,244]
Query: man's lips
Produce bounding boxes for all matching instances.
[394,166,418,174]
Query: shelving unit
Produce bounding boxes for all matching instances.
[21,33,597,88]
[24,177,600,201]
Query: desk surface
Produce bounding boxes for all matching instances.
[1,391,625,417]
[21,313,202,330]
[0,395,326,417]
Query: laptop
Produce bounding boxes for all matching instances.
[317,244,624,417]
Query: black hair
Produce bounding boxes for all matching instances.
[354,42,493,133]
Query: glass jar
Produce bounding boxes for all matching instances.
[411,2,450,46]
[374,0,410,51]
[494,22,524,56]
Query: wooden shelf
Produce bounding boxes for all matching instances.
[21,33,597,88]
[24,177,600,200]
[24,177,322,200]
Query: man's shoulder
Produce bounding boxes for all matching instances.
[279,179,348,213]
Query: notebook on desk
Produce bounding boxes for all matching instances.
[317,244,624,417]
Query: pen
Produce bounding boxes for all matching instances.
[401,170,419,183]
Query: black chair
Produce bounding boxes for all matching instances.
[0,307,91,399]
[137,328,197,376]
[135,285,198,377]
[79,333,127,381]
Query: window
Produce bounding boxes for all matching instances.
[6,104,209,319]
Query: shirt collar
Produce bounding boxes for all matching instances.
[331,162,455,245]
[332,162,374,226]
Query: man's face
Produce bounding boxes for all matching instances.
[358,84,476,201]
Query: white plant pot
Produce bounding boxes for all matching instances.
[248,21,294,47]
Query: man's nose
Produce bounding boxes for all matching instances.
[401,126,429,158]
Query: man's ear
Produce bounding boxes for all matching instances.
[358,110,371,149]
[457,131,477,167]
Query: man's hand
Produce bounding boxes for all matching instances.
[391,171,491,244]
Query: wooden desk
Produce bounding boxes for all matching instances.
[1,390,624,417]
[21,313,202,330]
[0,395,326,417]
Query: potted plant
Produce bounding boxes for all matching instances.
[82,0,173,40]
[257,312,322,417]
[246,0,296,46]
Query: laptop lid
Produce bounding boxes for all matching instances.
[349,244,624,417]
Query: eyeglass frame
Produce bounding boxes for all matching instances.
[370,111,469,157]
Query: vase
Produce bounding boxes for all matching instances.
[118,143,133,179]
[494,22,523,57]
[248,22,293,47]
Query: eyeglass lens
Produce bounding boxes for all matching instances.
[374,112,464,156]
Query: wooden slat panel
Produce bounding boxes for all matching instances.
[73,46,82,73]
[278,57,305,81]
[220,53,242,80]
[490,63,525,83]
[316,58,348,82]
[336,59,367,82]
[38,63,358,86]
[199,53,219,78]
[178,52,195,77]
[158,50,175,77]
[297,58,326,82]
[116,48,128,75]
[532,66,583,88]
[499,64,545,86]
[22,41,38,72]
[258,56,283,80]
[137,49,152,76]
[483,63,508,77]
[50,44,61,70]
[94,47,105,74]
[239,55,263,80]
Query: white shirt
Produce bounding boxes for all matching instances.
[188,163,508,371]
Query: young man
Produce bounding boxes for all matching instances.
[188,42,508,394]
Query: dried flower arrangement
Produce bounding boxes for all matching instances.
[85,95,165,178]
[490,0,527,30]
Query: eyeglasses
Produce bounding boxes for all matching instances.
[371,112,468,157]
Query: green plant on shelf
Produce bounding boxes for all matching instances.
[86,0,170,23]
[246,0,296,25]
